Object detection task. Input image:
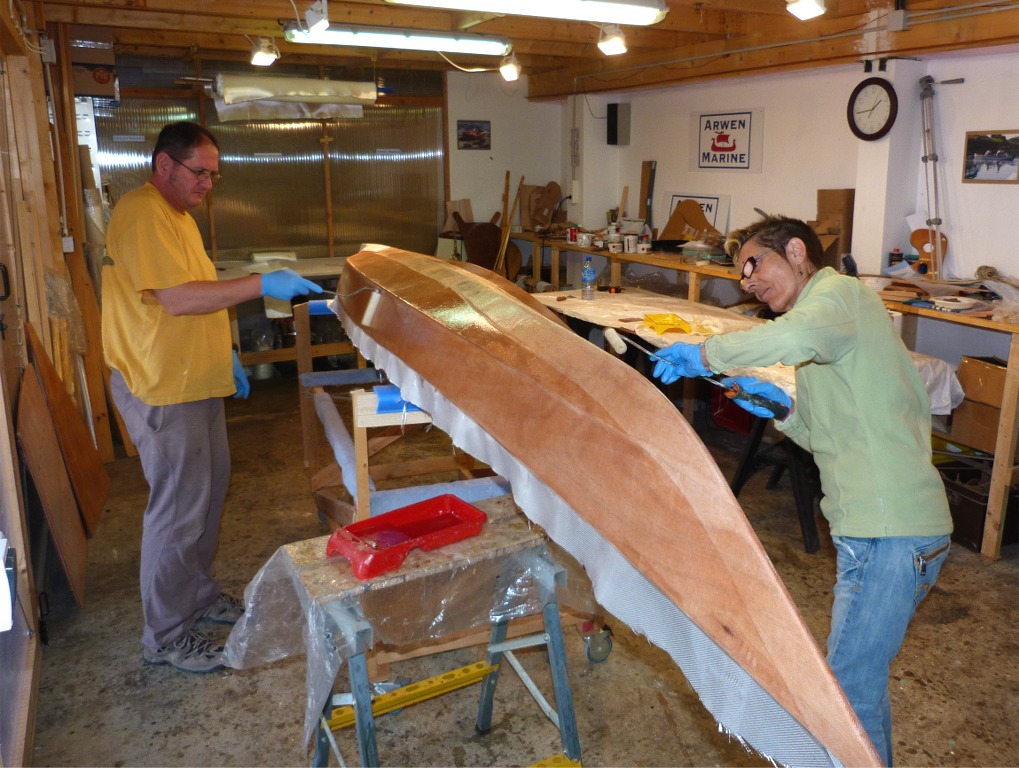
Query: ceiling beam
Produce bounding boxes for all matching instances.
[525,5,1019,98]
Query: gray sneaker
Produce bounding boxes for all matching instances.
[197,593,244,625]
[143,629,224,673]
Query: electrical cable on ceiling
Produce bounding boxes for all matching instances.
[436,51,495,73]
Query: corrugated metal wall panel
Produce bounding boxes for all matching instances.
[93,99,444,260]
[207,119,324,258]
[329,106,443,257]
[94,98,206,231]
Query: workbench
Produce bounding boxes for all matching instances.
[222,494,586,766]
[215,256,353,367]
[535,288,965,418]
[884,301,1019,559]
[512,232,734,301]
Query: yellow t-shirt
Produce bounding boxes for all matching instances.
[102,182,233,405]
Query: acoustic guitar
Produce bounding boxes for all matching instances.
[909,228,948,276]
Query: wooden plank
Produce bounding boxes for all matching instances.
[25,322,109,537]
[16,365,87,606]
[294,301,317,469]
[8,191,48,355]
[0,320,40,768]
[238,341,353,366]
[352,389,372,521]
[311,462,344,493]
[370,611,590,668]
[982,332,1019,558]
[44,26,114,463]
[367,453,474,482]
[101,363,137,458]
[64,252,114,462]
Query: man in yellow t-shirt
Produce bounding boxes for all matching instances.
[103,121,322,673]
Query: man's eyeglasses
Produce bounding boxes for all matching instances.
[169,155,222,184]
[737,246,779,281]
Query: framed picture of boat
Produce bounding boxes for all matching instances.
[962,130,1019,184]
[456,120,491,150]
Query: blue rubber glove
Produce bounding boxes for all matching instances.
[651,342,710,385]
[720,376,792,419]
[261,268,324,300]
[232,350,250,400]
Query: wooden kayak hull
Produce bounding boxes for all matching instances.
[338,247,879,767]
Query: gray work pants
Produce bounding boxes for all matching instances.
[110,370,230,650]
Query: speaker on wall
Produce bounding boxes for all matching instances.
[607,103,630,146]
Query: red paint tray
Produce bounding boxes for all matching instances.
[325,494,488,579]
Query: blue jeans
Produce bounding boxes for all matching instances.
[827,535,950,766]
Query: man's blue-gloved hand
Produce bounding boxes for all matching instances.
[232,350,250,400]
[651,342,710,385]
[720,376,792,419]
[261,268,324,300]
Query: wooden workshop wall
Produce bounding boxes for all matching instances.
[0,12,126,763]
[0,9,50,766]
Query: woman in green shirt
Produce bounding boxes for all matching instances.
[652,215,952,766]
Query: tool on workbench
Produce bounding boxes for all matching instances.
[602,327,791,420]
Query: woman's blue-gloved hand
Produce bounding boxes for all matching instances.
[232,350,250,399]
[651,342,710,385]
[720,376,792,419]
[261,268,323,300]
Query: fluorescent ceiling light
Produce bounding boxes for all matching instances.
[283,23,511,56]
[499,52,521,81]
[305,0,329,34]
[383,0,668,26]
[786,0,825,20]
[597,24,627,55]
[250,37,279,66]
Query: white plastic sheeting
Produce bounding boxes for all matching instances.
[214,74,376,104]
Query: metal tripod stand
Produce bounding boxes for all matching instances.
[918,74,963,278]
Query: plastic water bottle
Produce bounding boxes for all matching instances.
[581,255,596,300]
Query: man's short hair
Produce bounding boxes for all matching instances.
[725,214,824,268]
[151,122,219,171]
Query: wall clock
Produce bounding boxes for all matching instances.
[846,77,898,141]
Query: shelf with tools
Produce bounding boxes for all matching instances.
[885,301,1019,559]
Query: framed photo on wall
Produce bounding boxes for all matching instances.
[962,130,1019,184]
[457,120,491,150]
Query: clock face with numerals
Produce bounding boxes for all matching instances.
[847,77,899,141]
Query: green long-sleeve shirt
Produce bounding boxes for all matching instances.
[704,267,952,538]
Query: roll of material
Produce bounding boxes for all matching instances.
[603,327,628,355]
[888,310,903,337]
[215,74,377,105]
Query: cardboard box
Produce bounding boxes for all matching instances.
[72,63,118,97]
[809,188,854,270]
[69,25,118,98]
[950,398,1019,460]
[938,461,1019,551]
[956,355,1007,407]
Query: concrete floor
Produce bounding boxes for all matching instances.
[32,374,1019,767]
